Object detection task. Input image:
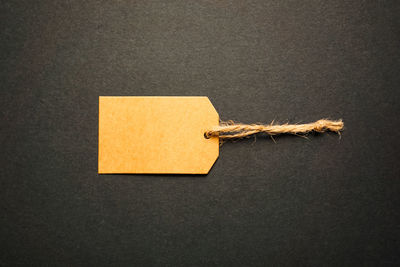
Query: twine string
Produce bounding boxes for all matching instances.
[205,119,344,139]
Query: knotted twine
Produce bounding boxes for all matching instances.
[205,119,344,139]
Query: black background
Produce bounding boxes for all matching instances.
[1,1,400,266]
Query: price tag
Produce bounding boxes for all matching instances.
[98,97,219,174]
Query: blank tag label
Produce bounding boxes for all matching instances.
[98,96,219,174]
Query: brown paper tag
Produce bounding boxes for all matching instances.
[98,96,219,174]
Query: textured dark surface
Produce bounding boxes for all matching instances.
[1,1,400,266]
